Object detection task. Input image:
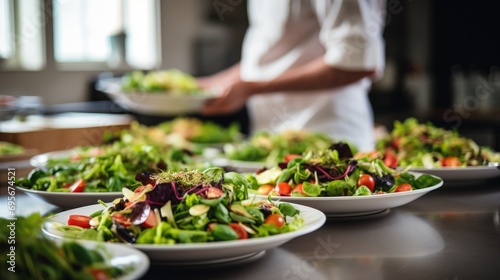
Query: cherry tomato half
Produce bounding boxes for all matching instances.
[141,210,158,228]
[229,223,249,239]
[67,214,92,228]
[383,149,398,168]
[395,183,412,192]
[441,156,461,167]
[68,178,85,192]
[357,174,375,192]
[275,182,292,196]
[264,213,285,228]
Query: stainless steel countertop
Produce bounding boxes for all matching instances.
[3,177,500,280]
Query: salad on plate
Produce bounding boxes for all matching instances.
[17,122,208,193]
[48,167,305,244]
[246,142,442,198]
[0,213,141,280]
[375,118,500,168]
[98,69,217,115]
[155,117,242,149]
[121,69,206,95]
[223,129,336,168]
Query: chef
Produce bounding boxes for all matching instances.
[200,0,386,152]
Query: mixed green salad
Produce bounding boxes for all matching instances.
[0,213,132,280]
[51,167,304,244]
[121,69,206,95]
[375,118,500,168]
[0,141,25,156]
[156,117,242,145]
[246,142,442,197]
[16,118,246,193]
[224,130,335,166]
[16,122,208,193]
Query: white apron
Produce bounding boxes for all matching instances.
[240,0,386,151]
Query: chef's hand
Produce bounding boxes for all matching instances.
[200,79,253,115]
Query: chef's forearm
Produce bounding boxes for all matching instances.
[243,58,375,96]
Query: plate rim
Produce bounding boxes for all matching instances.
[249,171,443,216]
[402,165,500,184]
[42,202,326,262]
[29,149,74,167]
[97,77,218,115]
[404,165,500,172]
[253,178,443,202]
[17,186,123,209]
[56,239,151,280]
[17,186,123,197]
[98,77,217,100]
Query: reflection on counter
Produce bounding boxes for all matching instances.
[283,210,444,257]
[278,210,444,279]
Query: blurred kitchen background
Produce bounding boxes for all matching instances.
[0,0,499,150]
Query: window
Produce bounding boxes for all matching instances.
[0,0,45,70]
[0,0,160,70]
[53,0,160,69]
[0,0,13,61]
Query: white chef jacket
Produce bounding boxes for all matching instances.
[240,0,386,152]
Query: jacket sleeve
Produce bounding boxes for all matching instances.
[314,0,386,79]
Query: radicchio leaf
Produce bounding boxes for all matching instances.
[145,182,178,207]
[329,142,353,159]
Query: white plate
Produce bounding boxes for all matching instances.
[18,187,122,209]
[405,166,500,186]
[50,239,150,280]
[42,202,326,264]
[253,172,443,217]
[30,149,73,167]
[96,77,217,116]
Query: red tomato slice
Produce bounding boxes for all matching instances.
[141,210,158,228]
[229,223,249,239]
[264,213,285,228]
[395,183,412,192]
[441,156,461,167]
[67,214,92,228]
[357,174,375,192]
[275,182,292,196]
[383,149,398,168]
[68,179,85,192]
